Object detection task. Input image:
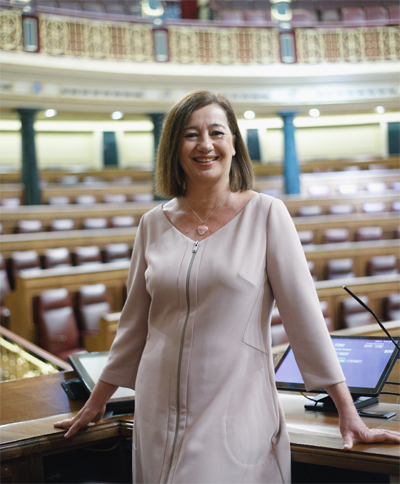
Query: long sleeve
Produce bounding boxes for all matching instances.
[266,198,345,391]
[100,215,151,390]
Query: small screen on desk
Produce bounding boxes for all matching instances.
[275,336,399,396]
[69,352,135,401]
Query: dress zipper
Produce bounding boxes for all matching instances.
[166,240,200,483]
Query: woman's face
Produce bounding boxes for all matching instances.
[179,104,235,191]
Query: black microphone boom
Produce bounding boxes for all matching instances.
[342,285,400,352]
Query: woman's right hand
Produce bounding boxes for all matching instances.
[54,379,118,438]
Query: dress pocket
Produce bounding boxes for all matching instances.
[241,284,270,356]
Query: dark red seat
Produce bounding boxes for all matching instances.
[341,295,373,329]
[82,218,108,230]
[36,288,85,361]
[0,198,21,207]
[365,7,389,21]
[385,293,400,321]
[16,220,43,234]
[367,255,398,276]
[47,196,70,206]
[76,284,111,336]
[220,10,244,22]
[103,243,131,263]
[73,246,102,266]
[130,193,154,202]
[75,195,97,205]
[243,10,270,23]
[297,231,314,245]
[326,258,355,280]
[323,228,349,244]
[0,254,11,326]
[110,216,136,228]
[102,194,127,204]
[396,226,400,239]
[297,205,323,217]
[355,226,383,242]
[388,5,400,20]
[42,248,72,269]
[50,219,75,231]
[362,202,386,214]
[328,204,354,215]
[292,8,318,23]
[341,7,366,23]
[9,250,41,289]
[82,2,106,13]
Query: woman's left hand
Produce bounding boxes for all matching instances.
[339,412,400,450]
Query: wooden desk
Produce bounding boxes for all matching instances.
[0,370,398,483]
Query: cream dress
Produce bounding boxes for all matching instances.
[100,193,345,484]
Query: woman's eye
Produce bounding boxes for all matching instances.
[184,133,198,139]
[211,131,224,137]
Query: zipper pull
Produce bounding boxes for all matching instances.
[192,241,200,253]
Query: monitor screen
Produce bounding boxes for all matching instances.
[69,352,135,402]
[275,336,399,397]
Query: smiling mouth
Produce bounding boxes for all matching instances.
[193,157,218,163]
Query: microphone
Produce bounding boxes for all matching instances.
[342,285,400,352]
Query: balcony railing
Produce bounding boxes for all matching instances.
[0,7,399,64]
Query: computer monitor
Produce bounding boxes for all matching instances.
[275,336,399,410]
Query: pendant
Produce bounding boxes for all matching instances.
[197,225,208,236]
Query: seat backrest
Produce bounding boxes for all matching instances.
[337,184,357,195]
[387,5,400,20]
[77,284,111,334]
[110,216,136,228]
[366,182,387,193]
[73,246,102,266]
[307,185,330,197]
[16,220,43,234]
[0,254,11,305]
[220,9,244,21]
[341,295,373,328]
[341,7,366,22]
[297,230,314,245]
[243,9,270,23]
[385,293,400,321]
[59,175,79,184]
[326,258,355,280]
[82,2,106,12]
[10,250,41,288]
[43,247,72,269]
[396,226,400,239]
[292,8,318,22]
[82,218,108,230]
[74,195,97,205]
[130,193,154,202]
[392,201,400,212]
[297,205,323,217]
[47,196,70,206]
[103,243,131,263]
[362,202,386,214]
[367,255,398,276]
[37,288,81,357]
[355,226,383,242]
[328,204,354,215]
[50,219,75,231]
[102,194,127,204]
[0,197,21,207]
[323,228,349,244]
[365,6,388,21]
[307,260,317,281]
[320,9,340,21]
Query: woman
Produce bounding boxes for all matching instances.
[55,91,400,483]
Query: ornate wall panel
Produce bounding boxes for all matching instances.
[296,27,400,63]
[0,9,22,51]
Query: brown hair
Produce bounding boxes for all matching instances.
[155,90,254,198]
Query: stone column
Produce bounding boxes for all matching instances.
[17,108,41,205]
[279,111,300,195]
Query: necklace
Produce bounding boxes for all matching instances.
[186,191,230,236]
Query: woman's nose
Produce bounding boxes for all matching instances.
[197,134,213,151]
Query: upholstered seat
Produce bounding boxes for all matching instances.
[355,226,383,242]
[297,205,323,217]
[341,7,366,23]
[59,175,79,185]
[75,195,97,205]
[362,202,386,214]
[366,182,387,193]
[9,250,41,288]
[82,218,108,230]
[0,254,11,326]
[341,296,373,329]
[328,204,354,215]
[385,293,400,321]
[326,258,355,280]
[47,196,70,206]
[36,288,84,361]
[323,228,349,244]
[0,198,21,207]
[392,201,400,212]
[42,248,72,269]
[16,220,43,234]
[307,260,317,281]
[103,243,131,263]
[102,194,127,203]
[297,230,314,245]
[110,216,136,228]
[367,255,398,276]
[365,6,389,21]
[50,219,75,231]
[130,193,154,202]
[307,185,330,197]
[337,184,357,195]
[73,246,103,266]
[76,284,111,336]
